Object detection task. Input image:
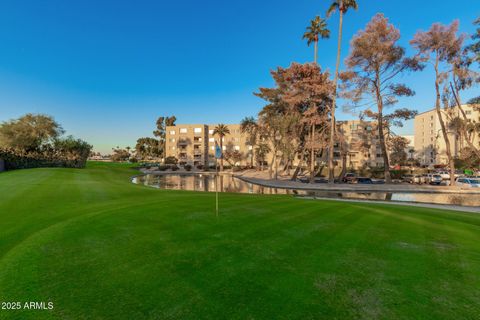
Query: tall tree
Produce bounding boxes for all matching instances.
[389,136,409,166]
[135,137,162,159]
[255,63,333,181]
[468,17,480,63]
[326,0,358,184]
[448,27,480,159]
[341,14,421,183]
[411,21,464,186]
[240,116,258,168]
[153,116,176,160]
[303,16,330,64]
[0,114,64,152]
[213,124,230,171]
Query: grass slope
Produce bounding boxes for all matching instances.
[0,162,480,319]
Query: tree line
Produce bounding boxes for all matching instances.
[240,1,479,184]
[0,114,92,170]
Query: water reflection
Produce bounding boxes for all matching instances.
[132,174,480,207]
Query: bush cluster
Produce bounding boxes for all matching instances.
[0,146,91,170]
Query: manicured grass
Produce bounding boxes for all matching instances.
[1,162,480,319]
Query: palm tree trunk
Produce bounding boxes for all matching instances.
[314,40,318,65]
[220,139,224,171]
[310,124,316,183]
[434,56,455,186]
[328,9,344,184]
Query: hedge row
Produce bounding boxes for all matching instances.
[0,149,88,171]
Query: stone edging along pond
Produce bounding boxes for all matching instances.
[137,168,480,195]
[233,175,480,195]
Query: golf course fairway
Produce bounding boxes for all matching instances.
[0,162,479,319]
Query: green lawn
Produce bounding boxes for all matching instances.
[1,162,480,319]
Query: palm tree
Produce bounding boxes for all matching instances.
[303,16,330,64]
[213,124,230,171]
[326,0,358,184]
[240,117,258,168]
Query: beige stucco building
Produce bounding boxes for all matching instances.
[165,124,252,167]
[332,120,385,169]
[414,104,480,166]
[165,120,387,170]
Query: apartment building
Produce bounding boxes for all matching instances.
[333,120,385,169]
[165,124,209,166]
[165,120,391,169]
[414,104,480,166]
[165,124,253,167]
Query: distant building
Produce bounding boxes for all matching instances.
[333,120,385,169]
[165,124,252,167]
[414,104,480,166]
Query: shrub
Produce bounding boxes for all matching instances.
[184,164,192,171]
[390,169,408,180]
[165,156,178,165]
[196,164,204,170]
[0,147,91,170]
[171,165,179,171]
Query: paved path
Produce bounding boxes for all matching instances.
[235,173,480,194]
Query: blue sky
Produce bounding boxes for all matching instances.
[0,0,478,153]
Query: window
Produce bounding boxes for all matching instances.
[235,146,240,151]
[376,154,382,158]
[169,130,176,135]
[222,146,226,150]
[169,138,175,143]
[179,128,188,134]
[194,127,202,133]
[209,138,215,143]
[209,129,214,135]
[466,110,472,115]
[211,146,215,150]
[248,146,253,150]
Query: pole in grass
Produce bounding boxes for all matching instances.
[214,141,222,216]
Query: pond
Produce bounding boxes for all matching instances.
[132,174,480,207]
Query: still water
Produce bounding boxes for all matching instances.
[132,174,480,207]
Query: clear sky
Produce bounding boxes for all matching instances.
[0,0,478,153]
